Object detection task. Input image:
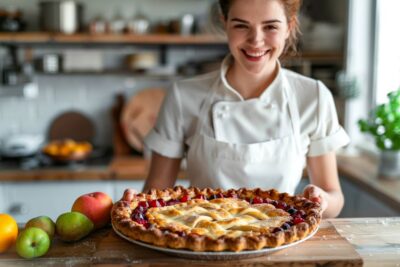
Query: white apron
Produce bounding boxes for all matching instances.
[186,75,305,195]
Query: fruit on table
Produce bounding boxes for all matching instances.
[56,212,94,242]
[71,192,113,229]
[0,213,18,253]
[25,216,56,240]
[15,227,50,259]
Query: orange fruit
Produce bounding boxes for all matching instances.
[0,214,19,253]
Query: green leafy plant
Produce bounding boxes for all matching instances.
[358,88,400,150]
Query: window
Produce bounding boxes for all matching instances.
[375,0,400,104]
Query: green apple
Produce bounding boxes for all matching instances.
[16,227,50,259]
[56,211,94,242]
[25,216,56,240]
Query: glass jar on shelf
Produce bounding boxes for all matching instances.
[126,12,150,35]
[109,13,126,34]
[88,16,109,34]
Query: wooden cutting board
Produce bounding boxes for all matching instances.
[48,111,95,142]
[120,88,166,152]
[0,221,362,266]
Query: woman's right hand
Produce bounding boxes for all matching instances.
[122,188,137,201]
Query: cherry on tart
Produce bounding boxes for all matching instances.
[111,186,322,252]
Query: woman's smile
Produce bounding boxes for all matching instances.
[241,49,271,62]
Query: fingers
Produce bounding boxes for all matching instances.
[310,196,322,203]
[122,188,137,201]
[303,185,322,203]
[303,185,328,213]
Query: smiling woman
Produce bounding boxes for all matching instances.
[139,0,349,219]
[223,0,298,98]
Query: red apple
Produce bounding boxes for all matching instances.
[71,192,113,229]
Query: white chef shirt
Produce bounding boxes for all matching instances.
[145,55,349,159]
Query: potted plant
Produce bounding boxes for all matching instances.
[358,88,400,178]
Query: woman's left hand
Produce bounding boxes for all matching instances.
[302,184,328,213]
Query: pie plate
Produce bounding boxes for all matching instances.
[112,223,319,260]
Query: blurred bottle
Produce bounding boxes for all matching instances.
[1,52,18,86]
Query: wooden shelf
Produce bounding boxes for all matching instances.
[0,32,227,45]
[282,51,344,63]
[0,33,344,62]
[36,70,184,80]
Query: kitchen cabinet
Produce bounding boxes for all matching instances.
[339,177,398,217]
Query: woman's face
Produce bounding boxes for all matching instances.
[223,0,290,75]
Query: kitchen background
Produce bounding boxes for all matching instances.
[2,0,397,222]
[0,0,347,147]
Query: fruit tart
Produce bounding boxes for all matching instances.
[111,186,322,252]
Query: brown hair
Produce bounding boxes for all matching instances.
[219,0,302,55]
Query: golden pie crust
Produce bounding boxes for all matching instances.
[111,186,322,252]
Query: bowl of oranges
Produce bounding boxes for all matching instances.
[42,139,93,162]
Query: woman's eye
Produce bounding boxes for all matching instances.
[233,24,248,29]
[264,25,278,31]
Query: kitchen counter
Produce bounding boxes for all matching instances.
[1,217,399,266]
[1,154,400,213]
[0,156,182,181]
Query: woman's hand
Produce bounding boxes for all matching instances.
[302,184,329,213]
[122,188,137,201]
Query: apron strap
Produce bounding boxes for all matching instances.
[282,76,302,155]
[194,77,221,137]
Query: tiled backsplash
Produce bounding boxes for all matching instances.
[0,75,171,146]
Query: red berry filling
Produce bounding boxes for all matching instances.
[149,199,160,208]
[293,217,305,225]
[131,193,308,232]
[225,192,238,198]
[166,199,180,206]
[252,196,263,204]
[276,202,288,210]
[180,194,190,202]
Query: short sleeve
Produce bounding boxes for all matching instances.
[307,81,350,157]
[144,83,185,158]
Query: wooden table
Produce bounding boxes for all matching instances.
[1,217,399,266]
